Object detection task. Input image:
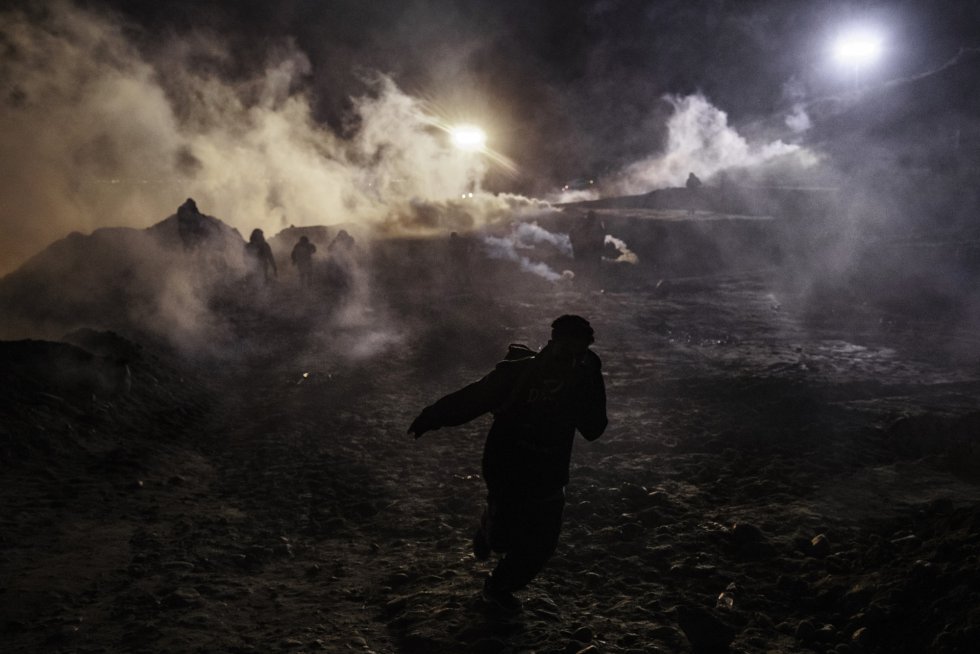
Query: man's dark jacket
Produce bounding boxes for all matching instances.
[417,345,607,499]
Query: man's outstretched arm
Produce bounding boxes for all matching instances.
[408,365,514,439]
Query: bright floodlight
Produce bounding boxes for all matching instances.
[450,124,487,151]
[832,31,883,68]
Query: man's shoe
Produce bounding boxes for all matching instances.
[472,527,491,561]
[481,578,521,613]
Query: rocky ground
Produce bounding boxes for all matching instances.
[3,247,980,653]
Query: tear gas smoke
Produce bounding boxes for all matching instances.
[548,188,602,204]
[604,235,639,265]
[0,1,536,278]
[785,105,813,133]
[510,222,574,257]
[383,194,554,234]
[617,94,816,194]
[481,222,573,282]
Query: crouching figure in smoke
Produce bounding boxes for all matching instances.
[408,315,608,613]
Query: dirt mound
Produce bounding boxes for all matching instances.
[0,200,247,344]
[0,330,209,466]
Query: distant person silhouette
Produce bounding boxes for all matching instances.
[569,211,606,279]
[328,229,355,254]
[408,315,608,612]
[176,198,210,249]
[686,172,703,214]
[291,236,317,287]
[325,229,356,294]
[245,228,277,283]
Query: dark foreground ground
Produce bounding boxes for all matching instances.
[3,241,980,653]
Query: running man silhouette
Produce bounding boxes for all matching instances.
[408,315,608,612]
[290,235,317,287]
[245,228,277,283]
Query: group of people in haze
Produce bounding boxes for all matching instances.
[244,227,356,290]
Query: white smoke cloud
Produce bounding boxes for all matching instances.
[511,222,573,257]
[381,193,554,234]
[617,94,814,194]
[0,1,529,277]
[785,104,812,133]
[603,234,639,264]
[546,188,601,204]
[481,222,572,282]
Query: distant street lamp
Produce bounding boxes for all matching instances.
[449,124,487,151]
[831,28,884,88]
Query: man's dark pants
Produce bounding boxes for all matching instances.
[482,490,565,593]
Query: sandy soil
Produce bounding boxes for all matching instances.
[3,250,980,653]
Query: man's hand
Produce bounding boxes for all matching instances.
[408,408,439,439]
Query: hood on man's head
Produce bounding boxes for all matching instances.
[551,315,594,344]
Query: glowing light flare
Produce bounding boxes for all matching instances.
[449,124,487,151]
[419,111,519,174]
[832,30,884,68]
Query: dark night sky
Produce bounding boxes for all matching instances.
[78,0,980,191]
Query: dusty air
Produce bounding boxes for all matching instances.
[2,2,980,654]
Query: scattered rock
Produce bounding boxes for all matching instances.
[795,620,816,641]
[675,605,736,653]
[474,637,508,654]
[731,522,765,545]
[161,561,195,572]
[815,623,838,642]
[164,587,202,608]
[617,522,644,541]
[808,533,830,558]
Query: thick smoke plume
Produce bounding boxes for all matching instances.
[481,222,572,282]
[617,94,815,194]
[0,1,538,277]
[604,235,638,265]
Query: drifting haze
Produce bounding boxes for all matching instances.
[0,0,813,279]
[617,94,817,194]
[482,222,574,282]
[4,0,978,307]
[0,1,540,277]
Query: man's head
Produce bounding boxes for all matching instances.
[551,314,594,355]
